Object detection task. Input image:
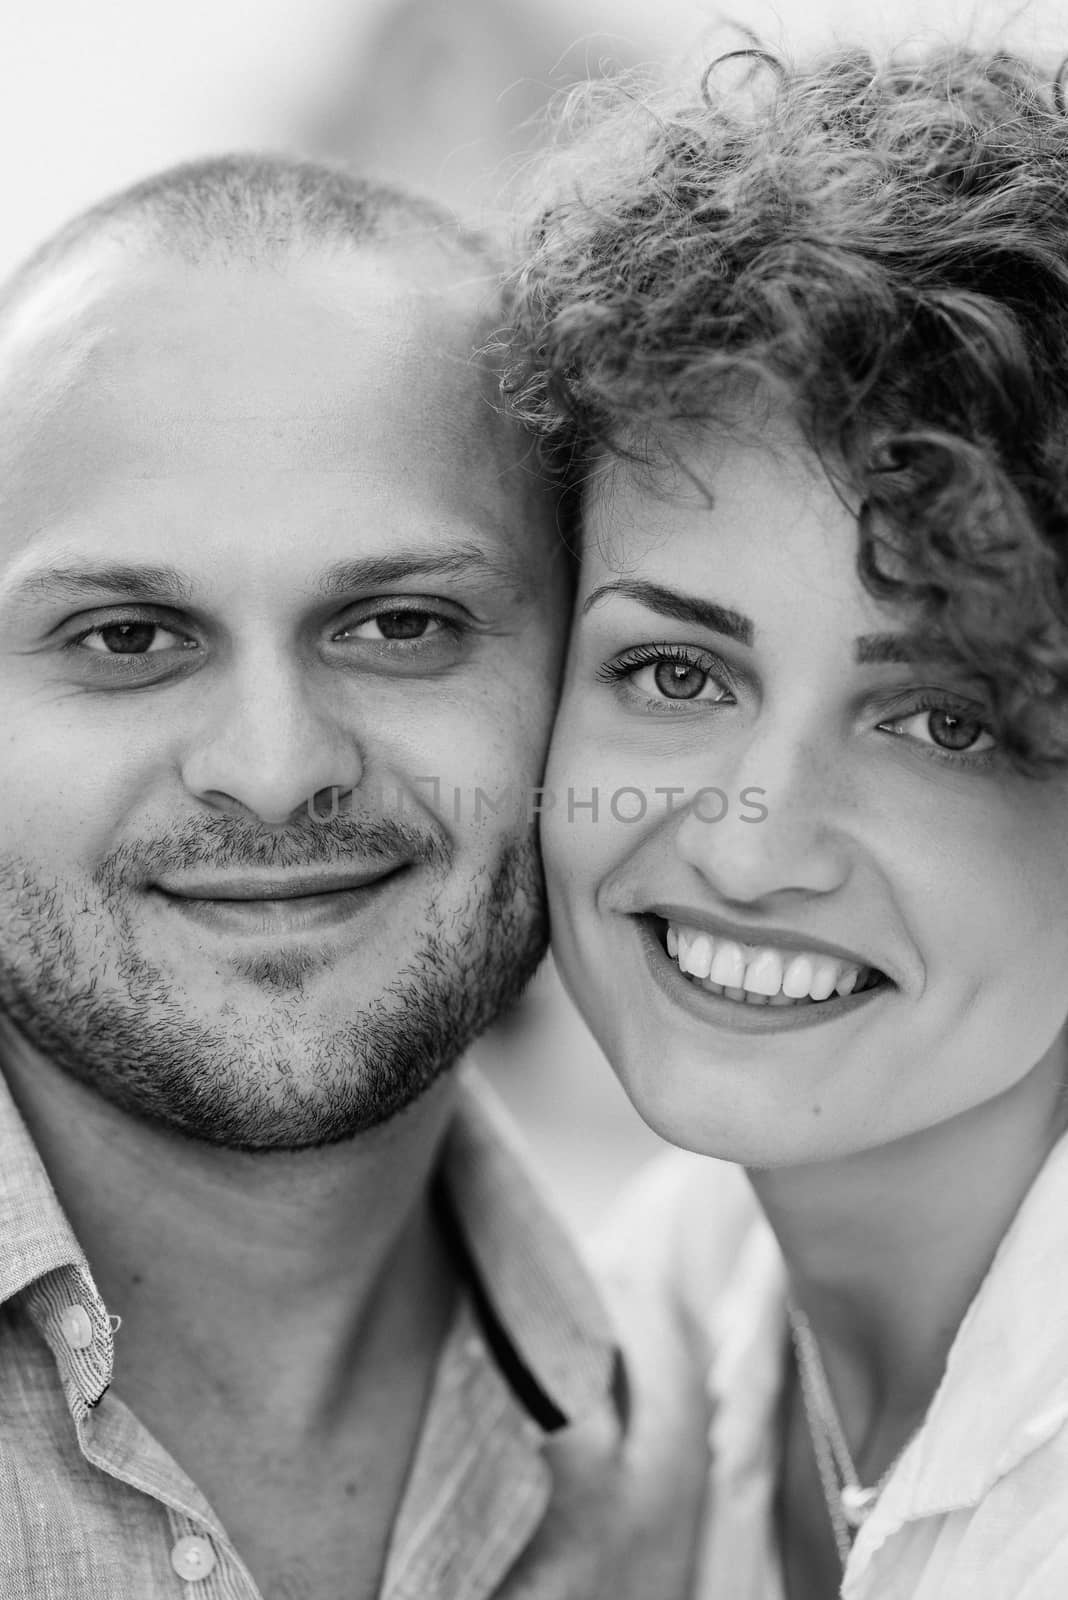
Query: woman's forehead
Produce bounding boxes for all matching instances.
[573,432,922,660]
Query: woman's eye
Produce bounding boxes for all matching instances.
[881,706,996,755]
[635,659,728,701]
[74,621,195,656]
[602,646,735,707]
[334,610,448,643]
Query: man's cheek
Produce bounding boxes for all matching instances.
[2,744,142,867]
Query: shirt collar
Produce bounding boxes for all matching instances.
[380,1068,630,1600]
[0,1068,114,1415]
[695,1135,1068,1586]
[871,1128,1068,1526]
[0,1066,87,1306]
[438,1067,622,1432]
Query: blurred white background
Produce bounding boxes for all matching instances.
[5,0,1063,275]
[2,0,1063,1224]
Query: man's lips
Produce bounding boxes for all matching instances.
[152,866,408,901]
[147,865,410,937]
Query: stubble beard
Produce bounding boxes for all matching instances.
[0,814,548,1151]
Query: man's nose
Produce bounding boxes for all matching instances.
[180,659,364,826]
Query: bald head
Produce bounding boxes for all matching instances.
[0,153,558,570]
[0,152,498,331]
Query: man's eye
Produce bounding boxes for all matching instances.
[73,621,195,656]
[334,610,451,643]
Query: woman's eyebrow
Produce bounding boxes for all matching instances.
[581,579,754,644]
[855,633,914,664]
[582,582,923,666]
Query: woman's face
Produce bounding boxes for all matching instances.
[543,427,1068,1166]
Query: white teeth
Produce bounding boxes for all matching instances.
[709,939,747,988]
[687,934,713,972]
[742,949,785,996]
[680,933,714,980]
[782,954,815,999]
[666,922,875,1004]
[808,958,840,1002]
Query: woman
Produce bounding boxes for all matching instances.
[502,42,1068,1599]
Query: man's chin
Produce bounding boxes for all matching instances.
[220,943,343,997]
[0,833,547,1149]
[3,991,466,1153]
[151,926,396,1005]
[180,1063,458,1156]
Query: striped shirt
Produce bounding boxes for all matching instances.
[0,1068,640,1600]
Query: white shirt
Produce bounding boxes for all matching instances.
[601,1133,1068,1599]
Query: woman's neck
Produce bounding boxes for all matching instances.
[748,1036,1068,1483]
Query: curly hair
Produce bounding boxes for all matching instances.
[500,43,1068,771]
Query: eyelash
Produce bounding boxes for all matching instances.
[64,611,198,664]
[60,603,468,685]
[875,693,998,767]
[329,607,465,648]
[596,642,734,708]
[597,643,997,766]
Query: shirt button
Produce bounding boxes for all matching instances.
[58,1304,94,1350]
[170,1535,217,1581]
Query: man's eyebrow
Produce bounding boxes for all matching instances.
[581,580,754,645]
[314,546,527,597]
[1,545,527,613]
[1,563,194,609]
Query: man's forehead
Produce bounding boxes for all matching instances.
[0,244,531,560]
[2,245,494,421]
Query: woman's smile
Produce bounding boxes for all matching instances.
[637,912,894,1033]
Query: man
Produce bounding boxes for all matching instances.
[0,158,705,1599]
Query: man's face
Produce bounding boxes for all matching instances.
[0,244,570,1148]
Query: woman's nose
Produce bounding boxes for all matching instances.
[672,735,854,909]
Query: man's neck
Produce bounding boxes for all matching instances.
[0,1020,458,1434]
[748,1037,1068,1485]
